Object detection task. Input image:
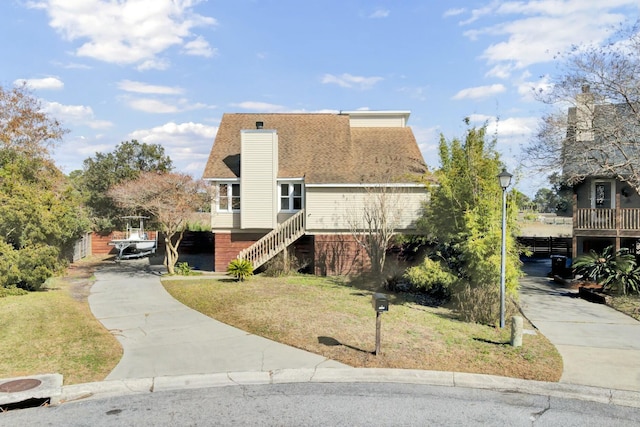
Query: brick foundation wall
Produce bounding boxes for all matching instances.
[313,234,369,276]
[214,232,264,272]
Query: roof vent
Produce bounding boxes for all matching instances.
[256,121,264,129]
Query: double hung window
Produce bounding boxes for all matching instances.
[218,182,240,212]
[280,182,303,212]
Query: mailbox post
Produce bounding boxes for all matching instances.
[372,293,389,355]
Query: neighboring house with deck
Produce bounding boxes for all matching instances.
[565,85,640,257]
[202,110,430,274]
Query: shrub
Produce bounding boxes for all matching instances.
[452,282,519,326]
[404,257,456,298]
[573,246,640,295]
[0,286,28,298]
[227,259,253,282]
[0,240,61,291]
[263,253,309,277]
[175,262,195,276]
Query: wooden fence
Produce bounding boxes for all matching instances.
[518,236,572,258]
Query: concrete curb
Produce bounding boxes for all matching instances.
[57,368,640,409]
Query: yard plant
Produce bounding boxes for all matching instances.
[573,246,640,295]
[227,258,253,281]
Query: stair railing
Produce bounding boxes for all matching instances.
[237,209,305,269]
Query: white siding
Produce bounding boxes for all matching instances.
[348,116,406,127]
[305,186,428,233]
[341,111,410,128]
[240,130,278,229]
[211,212,240,230]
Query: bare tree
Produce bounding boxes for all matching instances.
[108,172,208,274]
[525,24,640,192]
[345,185,405,281]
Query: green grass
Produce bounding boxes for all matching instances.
[163,274,563,382]
[0,259,121,385]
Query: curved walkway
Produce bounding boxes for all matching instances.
[519,260,640,392]
[88,260,347,381]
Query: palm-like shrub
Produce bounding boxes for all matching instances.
[227,258,253,282]
[573,246,640,295]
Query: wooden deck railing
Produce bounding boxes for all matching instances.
[237,209,306,270]
[575,208,640,230]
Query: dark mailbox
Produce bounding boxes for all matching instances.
[372,293,389,312]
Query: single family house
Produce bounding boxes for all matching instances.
[202,110,430,275]
[565,85,640,257]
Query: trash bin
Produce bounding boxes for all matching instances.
[550,255,567,277]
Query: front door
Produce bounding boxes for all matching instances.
[593,180,614,209]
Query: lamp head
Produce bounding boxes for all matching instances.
[498,169,512,190]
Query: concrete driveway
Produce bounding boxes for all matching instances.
[88,259,347,380]
[519,259,640,392]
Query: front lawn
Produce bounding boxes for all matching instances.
[0,258,121,384]
[163,275,563,382]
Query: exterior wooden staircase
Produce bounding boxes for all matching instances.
[237,209,306,270]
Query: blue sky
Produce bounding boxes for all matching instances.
[2,1,639,196]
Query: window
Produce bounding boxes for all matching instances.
[218,183,240,212]
[280,182,303,212]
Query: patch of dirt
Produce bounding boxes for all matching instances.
[62,258,112,302]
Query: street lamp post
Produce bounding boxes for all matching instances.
[498,169,512,329]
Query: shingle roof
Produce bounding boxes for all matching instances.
[564,103,640,180]
[202,113,428,184]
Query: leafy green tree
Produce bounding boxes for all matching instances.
[76,140,173,232]
[533,188,558,213]
[418,124,520,325]
[0,84,88,290]
[532,174,573,215]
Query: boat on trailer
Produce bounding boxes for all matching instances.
[109,216,157,260]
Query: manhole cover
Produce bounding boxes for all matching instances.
[0,379,42,393]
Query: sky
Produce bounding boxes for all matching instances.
[2,0,639,197]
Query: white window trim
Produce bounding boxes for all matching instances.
[278,180,304,213]
[216,181,240,213]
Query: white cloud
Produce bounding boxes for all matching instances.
[183,35,217,57]
[467,113,538,143]
[125,95,214,113]
[369,9,389,19]
[29,0,217,69]
[321,73,383,90]
[136,58,171,71]
[118,80,184,95]
[127,98,179,113]
[443,8,466,18]
[43,101,113,129]
[14,77,64,90]
[230,101,287,112]
[452,84,506,100]
[459,1,636,76]
[129,121,218,173]
[516,74,553,102]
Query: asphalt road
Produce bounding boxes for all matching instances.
[2,383,639,426]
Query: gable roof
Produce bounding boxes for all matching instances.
[202,113,428,184]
